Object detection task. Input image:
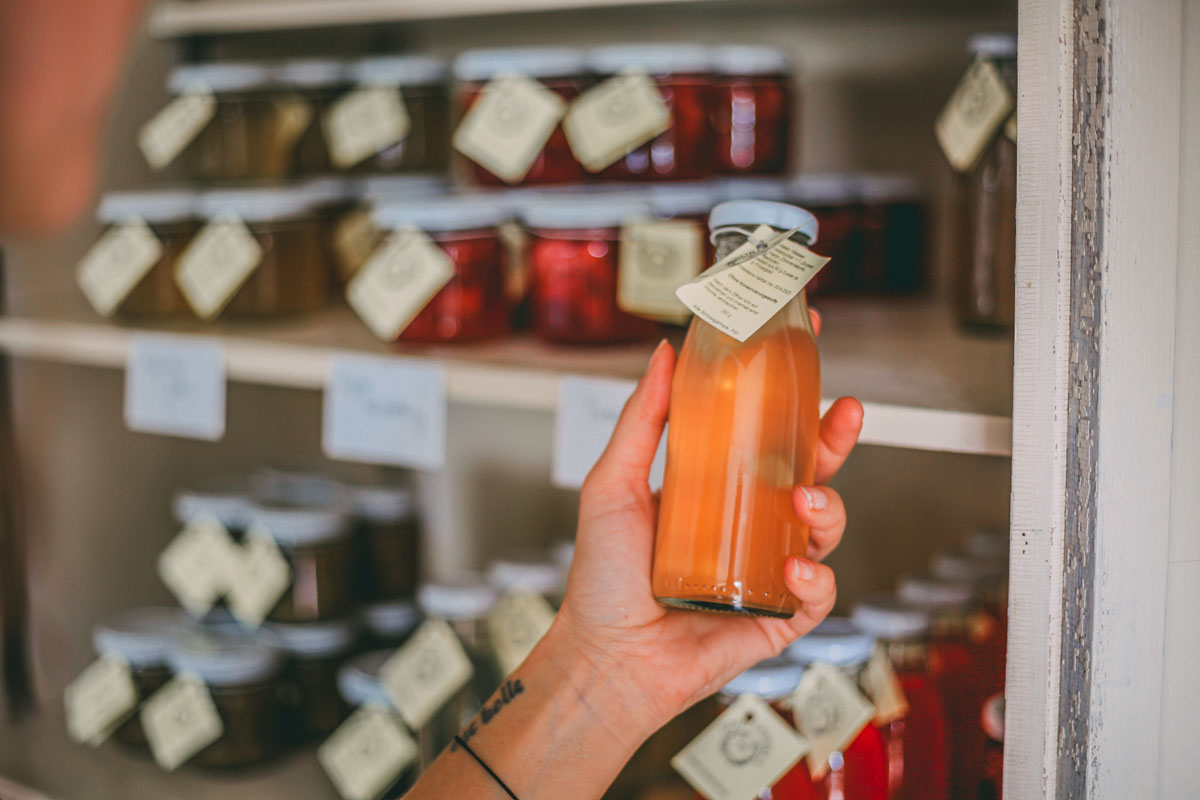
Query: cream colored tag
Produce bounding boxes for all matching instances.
[64,656,139,746]
[676,230,830,343]
[1004,112,1017,143]
[860,646,909,725]
[333,208,383,282]
[618,219,704,323]
[791,662,876,780]
[157,516,238,618]
[452,73,566,184]
[671,694,810,800]
[224,526,292,628]
[488,589,556,676]
[175,215,263,320]
[141,674,224,772]
[935,59,1015,173]
[76,219,164,316]
[346,227,455,341]
[319,704,418,800]
[138,87,217,170]
[498,220,529,302]
[563,70,672,172]
[324,85,412,170]
[380,618,474,730]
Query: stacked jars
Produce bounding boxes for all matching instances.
[710,45,793,175]
[344,56,452,174]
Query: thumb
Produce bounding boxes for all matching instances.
[588,340,675,487]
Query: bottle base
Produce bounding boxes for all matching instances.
[656,595,794,619]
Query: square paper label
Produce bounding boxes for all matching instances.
[553,376,666,490]
[563,70,671,172]
[860,646,909,725]
[319,704,418,800]
[138,88,217,170]
[64,656,139,746]
[790,662,877,779]
[618,219,704,323]
[345,227,455,341]
[76,219,164,317]
[671,694,810,800]
[125,334,226,441]
[225,527,293,628]
[175,215,264,320]
[452,73,566,184]
[380,618,474,730]
[935,59,1015,173]
[488,590,556,676]
[157,516,238,617]
[141,675,224,772]
[323,354,448,470]
[324,86,412,170]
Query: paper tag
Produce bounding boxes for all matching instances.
[174,215,263,320]
[333,209,383,282]
[224,526,293,627]
[452,73,567,184]
[671,694,810,800]
[552,376,666,490]
[324,85,412,170]
[157,516,238,617]
[488,590,556,676]
[319,704,418,800]
[498,220,529,302]
[271,94,315,152]
[791,662,876,779]
[323,354,448,470]
[935,59,1015,173]
[141,675,224,772]
[126,334,226,441]
[1004,112,1017,143]
[138,87,217,170]
[64,656,139,746]
[76,219,164,317]
[860,646,909,725]
[346,227,455,341]
[618,219,704,323]
[563,70,672,172]
[380,618,474,730]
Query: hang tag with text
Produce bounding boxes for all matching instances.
[563,70,671,172]
[346,227,455,341]
[64,656,139,746]
[935,59,1015,173]
[157,516,238,617]
[488,589,556,676]
[672,693,810,800]
[126,334,226,441]
[319,704,418,800]
[332,208,382,282]
[324,86,411,170]
[380,618,474,730]
[552,376,666,490]
[452,73,566,184]
[618,219,704,323]
[76,219,164,316]
[859,646,909,725]
[138,87,217,170]
[175,215,263,320]
[225,526,292,628]
[141,674,224,772]
[791,662,876,780]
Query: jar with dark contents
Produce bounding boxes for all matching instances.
[454,48,587,186]
[348,480,420,602]
[710,45,792,176]
[524,198,661,344]
[343,56,451,174]
[173,474,257,541]
[279,58,348,176]
[264,618,357,740]
[334,174,450,284]
[94,190,197,318]
[336,651,416,795]
[856,173,926,294]
[360,600,422,651]
[588,44,712,182]
[789,173,860,296]
[295,177,356,292]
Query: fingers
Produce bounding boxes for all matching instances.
[809,307,822,337]
[793,485,846,561]
[783,557,837,636]
[586,340,675,488]
[814,396,864,484]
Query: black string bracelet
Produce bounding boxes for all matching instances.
[453,735,519,800]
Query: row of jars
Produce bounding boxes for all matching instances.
[156,44,793,184]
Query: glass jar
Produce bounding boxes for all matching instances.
[487,551,566,606]
[653,201,821,618]
[336,651,416,796]
[930,550,1008,696]
[347,481,420,602]
[979,694,1004,800]
[857,173,926,294]
[361,600,422,651]
[280,58,349,176]
[710,45,792,176]
[94,190,196,318]
[647,180,720,272]
[851,596,951,800]
[954,33,1017,329]
[173,474,257,540]
[333,174,450,284]
[454,47,587,186]
[372,199,511,342]
[343,56,451,174]
[789,173,859,296]
[525,198,661,344]
[264,618,357,740]
[589,44,712,182]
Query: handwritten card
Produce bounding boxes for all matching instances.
[552,376,666,490]
[125,334,225,441]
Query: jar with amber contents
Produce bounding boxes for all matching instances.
[710,45,792,176]
[94,190,196,318]
[337,651,415,795]
[265,618,357,740]
[280,58,349,176]
[348,480,420,602]
[343,56,451,174]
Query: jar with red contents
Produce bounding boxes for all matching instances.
[372,199,511,343]
[930,549,1008,696]
[852,596,951,800]
[857,173,926,294]
[789,174,860,296]
[588,44,712,182]
[454,48,587,186]
[648,181,720,275]
[524,198,661,344]
[710,45,792,176]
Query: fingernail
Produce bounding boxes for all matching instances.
[792,558,815,581]
[801,486,828,511]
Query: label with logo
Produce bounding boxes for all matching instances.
[125,333,226,441]
[346,227,455,341]
[618,219,704,323]
[76,219,164,317]
[156,516,238,617]
[452,73,567,184]
[488,589,556,676]
[563,70,671,172]
[552,376,667,490]
[672,693,810,800]
[935,59,1015,173]
[64,656,139,746]
[140,674,225,771]
[138,87,217,170]
[859,646,909,725]
[319,704,419,800]
[324,86,412,170]
[332,208,382,282]
[380,618,475,730]
[174,215,264,320]
[224,526,292,627]
[791,662,876,779]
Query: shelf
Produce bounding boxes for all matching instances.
[0,295,1013,456]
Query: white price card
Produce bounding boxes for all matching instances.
[125,334,226,441]
[563,70,671,172]
[64,656,139,746]
[452,73,566,184]
[790,661,876,779]
[324,86,411,170]
[618,219,704,323]
[934,59,1015,173]
[323,354,447,470]
[174,215,264,320]
[138,87,217,170]
[671,693,810,800]
[225,526,293,628]
[488,589,556,676]
[319,705,418,800]
[345,227,455,341]
[552,376,666,490]
[860,645,909,725]
[76,219,163,317]
[141,674,224,772]
[380,618,474,730]
[157,516,238,617]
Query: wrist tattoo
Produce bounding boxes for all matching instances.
[452,678,525,751]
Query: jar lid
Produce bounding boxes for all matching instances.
[349,55,448,86]
[785,617,875,666]
[589,43,711,76]
[715,176,789,203]
[850,594,932,639]
[337,650,393,706]
[708,200,819,244]
[361,600,422,638]
[357,174,450,202]
[982,693,1005,742]
[930,549,1006,585]
[97,190,197,225]
[963,526,1009,560]
[720,656,804,701]
[168,62,275,93]
[173,474,256,530]
[647,181,720,218]
[263,619,357,657]
[373,198,506,232]
[255,468,343,505]
[711,45,791,76]
[789,173,858,206]
[349,482,416,522]
[167,631,282,687]
[197,188,313,222]
[896,573,974,609]
[93,607,191,667]
[249,474,349,546]
[487,553,565,596]
[523,198,649,230]
[418,574,499,620]
[968,32,1018,60]
[296,176,356,208]
[454,47,586,81]
[855,172,923,203]
[277,58,347,88]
